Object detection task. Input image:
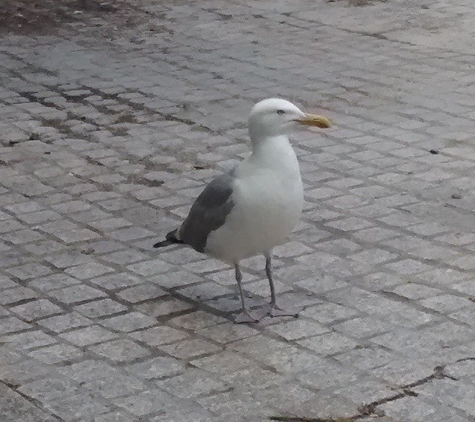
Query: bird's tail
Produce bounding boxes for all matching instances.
[153,229,184,248]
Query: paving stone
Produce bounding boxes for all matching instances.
[7,263,52,280]
[334,316,394,339]
[74,298,128,318]
[116,283,168,303]
[445,359,475,379]
[125,356,185,379]
[196,322,259,344]
[10,299,63,321]
[159,338,222,360]
[138,298,195,321]
[59,325,119,347]
[47,284,107,304]
[300,302,359,325]
[57,359,120,384]
[168,310,228,331]
[129,326,189,347]
[100,312,157,332]
[0,383,57,422]
[28,273,82,291]
[45,251,93,269]
[0,353,51,382]
[112,389,179,417]
[18,376,81,401]
[126,259,174,276]
[297,359,362,390]
[419,294,474,313]
[65,262,115,279]
[37,312,92,332]
[93,411,138,422]
[89,273,142,290]
[27,343,83,364]
[156,368,229,398]
[45,393,111,420]
[0,287,37,305]
[83,373,146,399]
[4,324,56,350]
[90,339,150,362]
[0,316,32,335]
[297,331,359,356]
[102,249,149,264]
[149,269,204,289]
[267,318,330,341]
[380,395,467,422]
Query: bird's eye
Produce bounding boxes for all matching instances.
[277,109,285,115]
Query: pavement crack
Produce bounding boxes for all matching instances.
[456,356,475,363]
[269,363,460,422]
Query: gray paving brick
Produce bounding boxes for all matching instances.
[27,343,83,364]
[102,249,150,264]
[57,359,119,383]
[0,287,37,305]
[267,318,330,341]
[47,284,107,304]
[334,316,393,339]
[5,262,53,280]
[129,326,189,347]
[45,251,93,269]
[89,273,142,291]
[100,312,157,332]
[64,262,115,280]
[112,389,179,417]
[90,339,150,362]
[28,273,82,291]
[38,311,92,332]
[136,298,195,319]
[74,298,128,318]
[46,393,111,420]
[0,383,57,422]
[116,283,167,303]
[298,331,359,356]
[156,369,229,398]
[159,338,222,360]
[2,330,57,351]
[59,325,119,347]
[125,356,185,379]
[196,323,259,344]
[126,259,174,276]
[10,299,63,321]
[18,376,81,401]
[380,395,467,422]
[93,411,138,422]
[0,316,32,335]
[84,373,146,399]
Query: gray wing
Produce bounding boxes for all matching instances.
[179,171,235,253]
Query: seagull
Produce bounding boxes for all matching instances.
[154,98,331,323]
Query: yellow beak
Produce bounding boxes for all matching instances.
[296,113,332,128]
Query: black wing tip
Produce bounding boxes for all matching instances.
[153,240,171,248]
[153,229,184,248]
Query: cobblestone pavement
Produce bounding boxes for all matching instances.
[1,0,475,421]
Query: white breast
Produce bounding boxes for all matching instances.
[205,136,304,263]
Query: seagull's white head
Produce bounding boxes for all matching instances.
[248,98,331,142]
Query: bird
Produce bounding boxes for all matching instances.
[154,98,331,323]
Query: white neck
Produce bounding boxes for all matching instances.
[250,135,300,175]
